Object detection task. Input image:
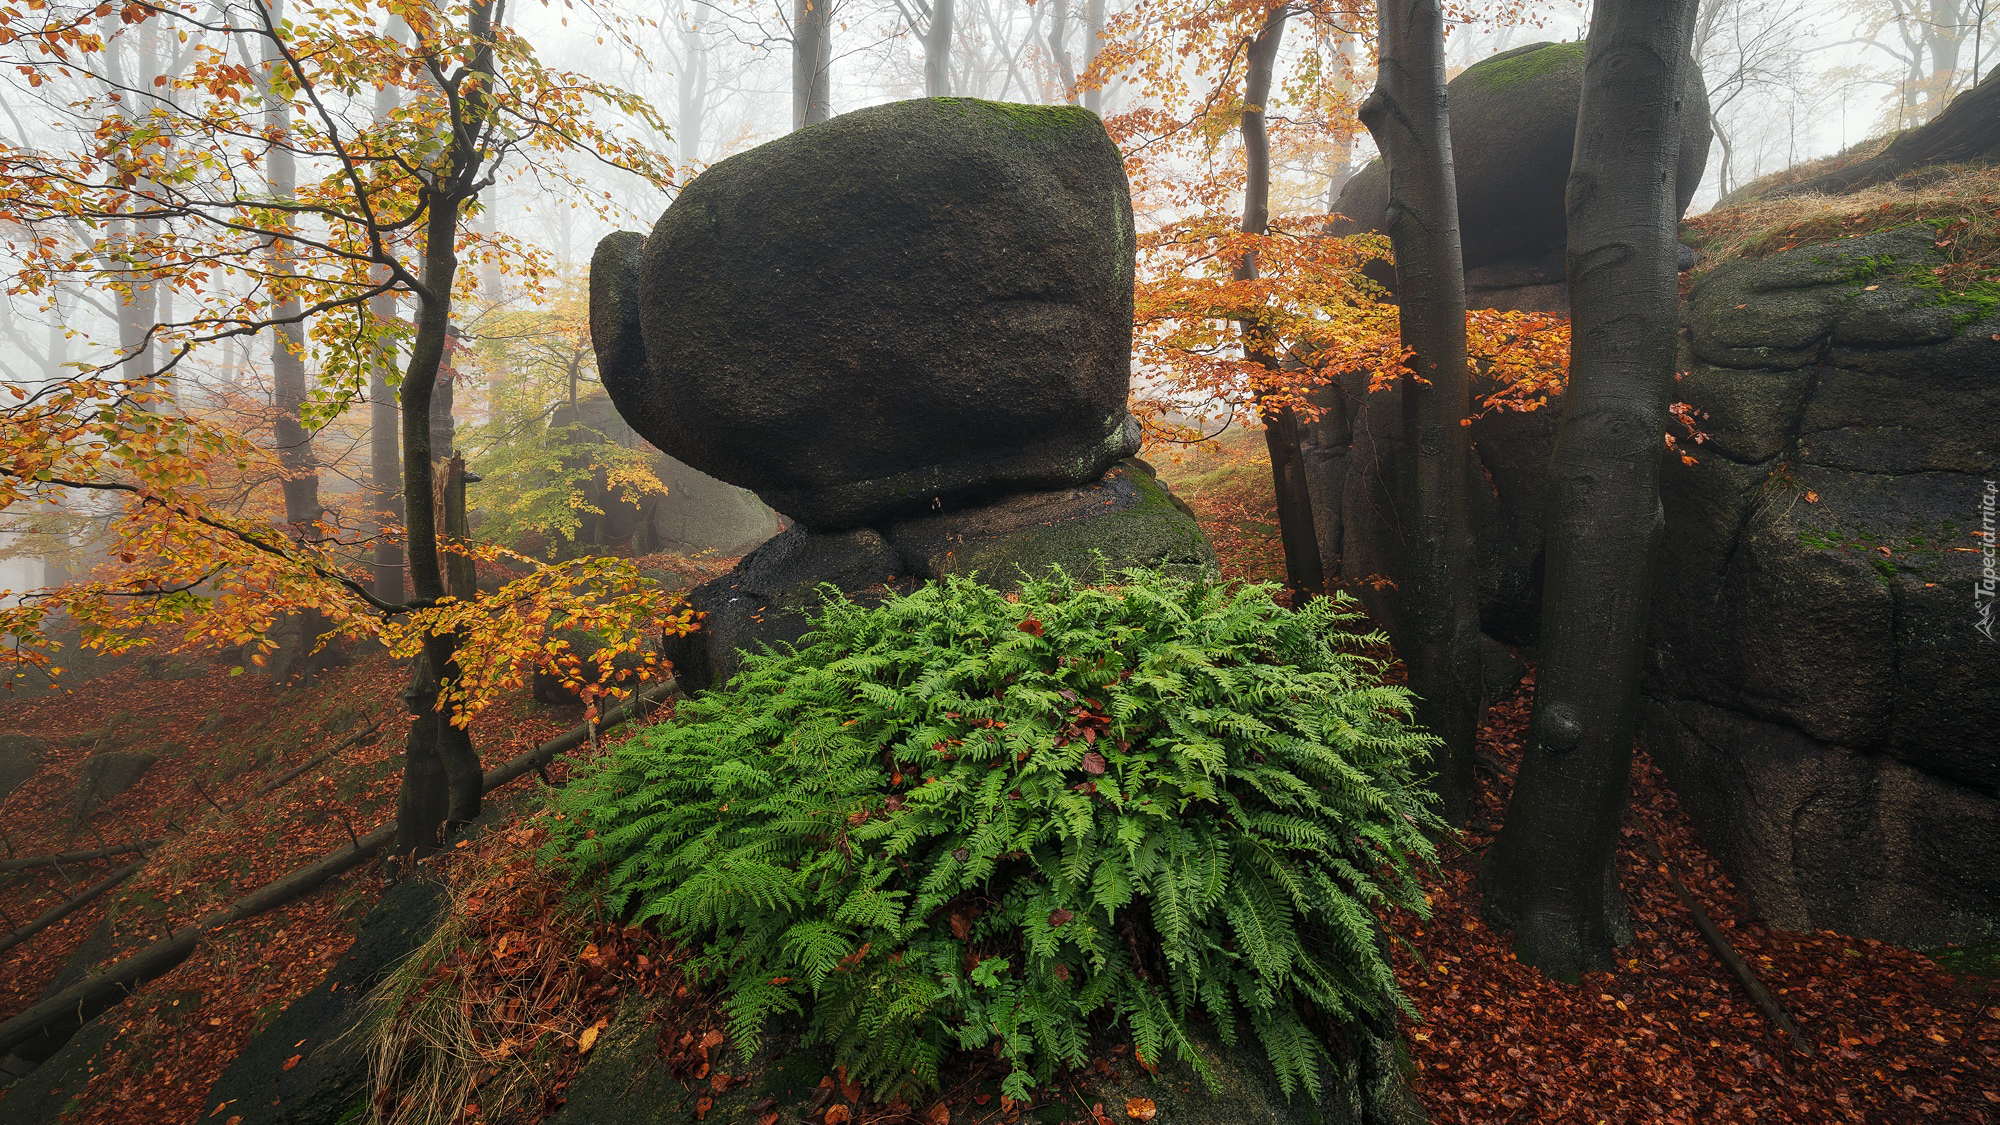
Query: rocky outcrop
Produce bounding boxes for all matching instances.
[597,98,1141,530]
[1327,40,1711,313]
[1642,225,2000,948]
[203,875,449,1125]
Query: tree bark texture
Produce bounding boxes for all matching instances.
[1234,6,1325,607]
[1359,0,1481,823]
[391,0,503,856]
[793,0,833,129]
[923,0,955,97]
[1482,0,1701,982]
[262,0,334,686]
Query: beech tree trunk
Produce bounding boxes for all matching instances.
[1047,0,1076,102]
[1359,0,1481,822]
[369,71,406,605]
[1482,0,1701,981]
[1082,0,1106,113]
[793,0,833,129]
[923,0,955,97]
[262,0,335,686]
[1235,6,1324,606]
[391,0,504,856]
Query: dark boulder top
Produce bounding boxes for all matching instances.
[1329,40,1712,287]
[593,97,1141,530]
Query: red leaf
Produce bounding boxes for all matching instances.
[1080,751,1108,775]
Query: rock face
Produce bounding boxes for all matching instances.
[1327,41,1712,311]
[595,97,1141,530]
[1641,226,2000,949]
[203,875,450,1125]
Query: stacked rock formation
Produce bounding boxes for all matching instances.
[1324,40,1711,314]
[590,97,1216,691]
[1643,226,2000,949]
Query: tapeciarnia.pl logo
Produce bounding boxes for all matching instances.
[1978,479,1997,641]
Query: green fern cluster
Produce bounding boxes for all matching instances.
[545,567,1443,1101]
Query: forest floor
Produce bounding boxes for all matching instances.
[0,436,1994,1125]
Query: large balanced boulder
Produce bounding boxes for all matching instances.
[1642,225,2000,949]
[1327,41,1711,309]
[594,98,1141,530]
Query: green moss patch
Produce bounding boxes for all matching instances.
[1461,41,1584,91]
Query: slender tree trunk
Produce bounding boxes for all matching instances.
[793,0,833,129]
[1359,0,1481,824]
[262,0,334,685]
[1483,0,1700,982]
[1235,6,1324,606]
[1047,0,1077,103]
[923,0,956,96]
[392,0,502,856]
[676,4,708,166]
[102,14,159,386]
[1081,0,1106,113]
[369,284,405,605]
[369,66,406,605]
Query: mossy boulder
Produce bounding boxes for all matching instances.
[1328,41,1711,299]
[72,751,156,823]
[1642,225,2000,949]
[592,97,1140,530]
[882,459,1217,584]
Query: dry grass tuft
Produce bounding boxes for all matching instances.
[361,823,646,1125]
[1683,163,2000,291]
[1713,133,1899,208]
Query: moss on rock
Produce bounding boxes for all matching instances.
[1460,41,1585,91]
